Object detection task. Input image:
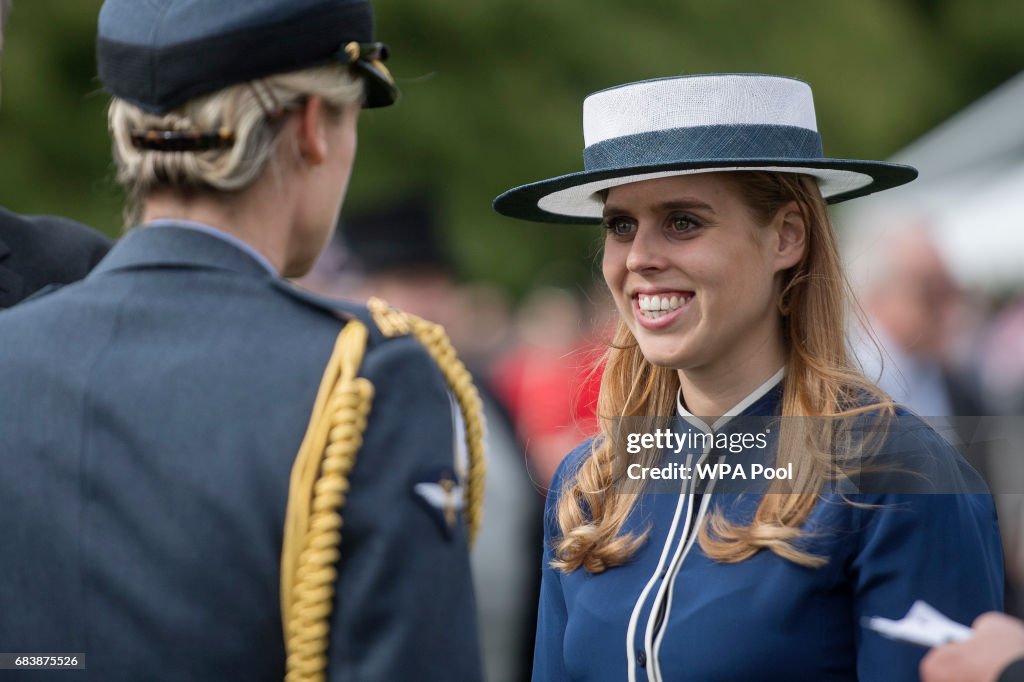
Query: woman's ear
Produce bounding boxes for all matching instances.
[296,95,329,166]
[772,200,807,272]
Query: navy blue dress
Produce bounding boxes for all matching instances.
[534,373,1003,681]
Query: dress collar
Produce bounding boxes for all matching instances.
[676,367,785,433]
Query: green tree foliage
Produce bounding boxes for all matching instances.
[1,0,1021,294]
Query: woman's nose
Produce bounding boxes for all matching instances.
[626,224,667,273]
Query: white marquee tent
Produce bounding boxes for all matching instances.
[839,71,1024,291]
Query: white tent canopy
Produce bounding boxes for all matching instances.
[839,71,1024,291]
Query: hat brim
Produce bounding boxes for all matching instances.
[354,59,400,108]
[493,159,917,224]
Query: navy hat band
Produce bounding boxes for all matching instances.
[98,1,375,113]
[583,124,824,173]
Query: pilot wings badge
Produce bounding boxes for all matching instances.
[412,467,466,541]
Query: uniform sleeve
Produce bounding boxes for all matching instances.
[532,443,591,682]
[26,214,112,282]
[850,483,1004,679]
[322,334,483,681]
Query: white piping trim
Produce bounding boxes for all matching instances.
[651,474,720,678]
[642,367,786,680]
[642,470,697,672]
[625,465,691,682]
[643,449,716,682]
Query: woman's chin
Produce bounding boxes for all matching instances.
[634,338,699,371]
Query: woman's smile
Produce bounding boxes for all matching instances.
[633,289,695,329]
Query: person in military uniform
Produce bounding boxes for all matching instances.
[0,205,111,309]
[0,1,485,680]
[0,0,112,309]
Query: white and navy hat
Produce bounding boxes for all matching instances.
[494,74,917,223]
[96,0,398,114]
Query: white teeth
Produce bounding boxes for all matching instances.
[637,293,690,318]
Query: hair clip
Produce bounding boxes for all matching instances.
[129,127,235,152]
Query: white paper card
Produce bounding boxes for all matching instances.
[865,600,973,648]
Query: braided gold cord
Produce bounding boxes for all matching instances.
[366,297,410,336]
[367,297,487,546]
[281,321,374,682]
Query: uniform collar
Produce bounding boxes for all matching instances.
[676,367,785,433]
[144,219,278,275]
[90,223,278,280]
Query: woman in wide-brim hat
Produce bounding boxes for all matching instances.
[495,74,1003,681]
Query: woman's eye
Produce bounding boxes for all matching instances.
[668,214,700,233]
[603,217,636,237]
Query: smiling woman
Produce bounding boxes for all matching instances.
[494,74,1004,682]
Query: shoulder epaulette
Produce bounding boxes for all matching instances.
[278,296,487,682]
[367,297,486,544]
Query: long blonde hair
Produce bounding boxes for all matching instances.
[108,65,363,225]
[552,171,893,574]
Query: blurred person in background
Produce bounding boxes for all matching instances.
[848,223,1024,614]
[0,0,111,310]
[977,295,1024,618]
[850,223,986,419]
[301,195,540,682]
[980,297,1024,414]
[494,72,1002,681]
[491,283,605,489]
[0,0,485,679]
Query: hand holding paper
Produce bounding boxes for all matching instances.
[919,612,1024,682]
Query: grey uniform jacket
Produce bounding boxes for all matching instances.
[0,224,482,681]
